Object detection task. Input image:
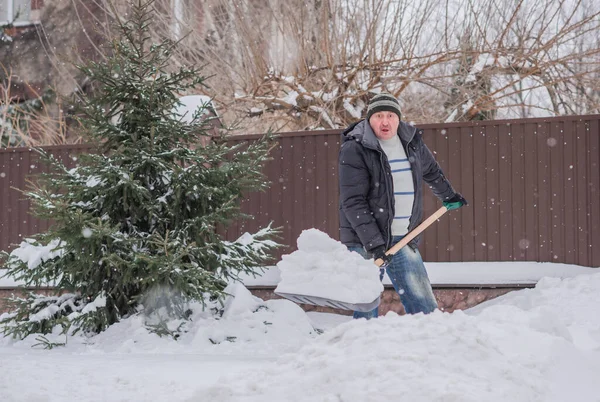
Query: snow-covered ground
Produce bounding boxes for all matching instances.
[1,229,599,401]
[1,268,599,401]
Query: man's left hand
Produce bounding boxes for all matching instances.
[443,193,468,210]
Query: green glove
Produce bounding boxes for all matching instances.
[443,193,468,210]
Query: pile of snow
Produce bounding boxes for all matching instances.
[0,282,316,356]
[196,272,600,401]
[275,229,383,304]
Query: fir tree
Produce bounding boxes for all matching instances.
[1,0,278,340]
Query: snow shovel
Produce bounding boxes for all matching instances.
[275,206,450,312]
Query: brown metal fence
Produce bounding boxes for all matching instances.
[1,114,599,267]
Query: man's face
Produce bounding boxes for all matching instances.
[369,111,399,140]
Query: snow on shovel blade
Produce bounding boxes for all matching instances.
[274,291,380,312]
[274,229,384,313]
[274,208,450,313]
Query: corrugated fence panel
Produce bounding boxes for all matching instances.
[562,119,577,265]
[537,121,553,261]
[459,125,475,262]
[325,132,342,239]
[447,126,464,262]
[0,145,88,252]
[0,151,7,250]
[590,118,600,265]
[1,116,599,267]
[498,122,513,261]
[222,131,343,259]
[486,124,501,261]
[293,135,307,239]
[510,121,526,261]
[473,124,489,261]
[417,115,600,267]
[522,121,538,261]
[549,120,564,262]
[575,120,590,267]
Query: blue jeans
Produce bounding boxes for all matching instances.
[348,235,438,319]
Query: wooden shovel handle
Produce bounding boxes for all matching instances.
[374,206,449,267]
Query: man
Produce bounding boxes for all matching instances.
[338,93,467,319]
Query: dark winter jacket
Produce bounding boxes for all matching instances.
[338,119,457,251]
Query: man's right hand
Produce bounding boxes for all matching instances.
[370,245,390,262]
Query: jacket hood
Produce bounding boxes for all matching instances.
[342,119,418,149]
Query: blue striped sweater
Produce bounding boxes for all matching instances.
[378,135,415,235]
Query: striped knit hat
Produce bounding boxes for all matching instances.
[366,93,402,121]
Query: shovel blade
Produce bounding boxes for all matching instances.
[275,291,380,312]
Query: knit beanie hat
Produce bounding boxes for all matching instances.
[366,93,402,121]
